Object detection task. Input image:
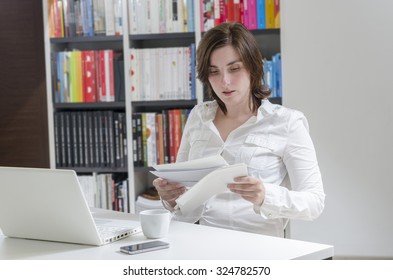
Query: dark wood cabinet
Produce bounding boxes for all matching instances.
[0,0,49,168]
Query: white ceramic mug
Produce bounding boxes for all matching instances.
[139,209,172,239]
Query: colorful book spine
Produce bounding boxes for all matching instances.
[274,0,280,28]
[214,0,226,26]
[265,0,275,28]
[248,0,257,30]
[256,0,266,29]
[82,50,97,102]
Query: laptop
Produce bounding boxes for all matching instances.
[0,166,141,246]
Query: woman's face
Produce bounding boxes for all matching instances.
[207,45,251,110]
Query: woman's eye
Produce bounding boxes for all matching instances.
[209,70,219,75]
[230,67,240,72]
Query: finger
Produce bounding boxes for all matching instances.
[227,183,258,192]
[233,176,259,184]
[153,178,168,187]
[159,186,186,202]
[156,182,184,192]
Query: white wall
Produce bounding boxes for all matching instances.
[281,0,393,258]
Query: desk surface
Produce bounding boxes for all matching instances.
[0,210,333,260]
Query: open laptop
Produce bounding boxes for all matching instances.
[0,166,141,246]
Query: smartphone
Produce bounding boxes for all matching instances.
[120,241,170,255]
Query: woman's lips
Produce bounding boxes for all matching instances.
[223,90,234,96]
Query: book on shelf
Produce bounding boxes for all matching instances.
[63,0,77,37]
[51,49,123,103]
[48,0,65,38]
[265,0,275,29]
[78,173,129,213]
[145,112,157,167]
[49,0,124,38]
[155,113,165,165]
[54,110,127,169]
[200,0,280,32]
[82,50,97,102]
[274,0,280,28]
[129,46,195,101]
[128,0,194,34]
[131,109,190,167]
[104,0,115,35]
[113,52,125,102]
[93,0,106,35]
[263,53,282,98]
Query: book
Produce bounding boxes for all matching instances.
[104,0,115,35]
[114,0,123,35]
[155,113,165,165]
[93,0,106,35]
[200,0,214,32]
[274,0,280,28]
[265,0,274,29]
[247,0,257,30]
[214,0,226,26]
[128,0,138,34]
[82,50,97,102]
[63,0,77,37]
[145,112,157,166]
[256,0,265,29]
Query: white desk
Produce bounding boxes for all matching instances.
[0,210,333,260]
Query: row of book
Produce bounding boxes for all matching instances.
[132,109,191,167]
[202,0,280,32]
[48,0,196,38]
[49,0,280,39]
[264,53,282,98]
[129,45,196,101]
[78,173,130,213]
[49,0,123,38]
[128,0,195,34]
[51,49,125,103]
[54,110,128,168]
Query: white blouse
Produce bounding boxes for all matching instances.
[166,99,325,237]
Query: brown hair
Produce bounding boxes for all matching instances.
[196,22,271,114]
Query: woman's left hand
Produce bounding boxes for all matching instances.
[227,176,265,206]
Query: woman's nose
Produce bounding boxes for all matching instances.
[221,72,230,86]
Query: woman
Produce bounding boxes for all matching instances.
[153,22,325,237]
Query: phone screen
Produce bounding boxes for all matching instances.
[120,241,170,255]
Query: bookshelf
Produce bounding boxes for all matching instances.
[42,0,281,213]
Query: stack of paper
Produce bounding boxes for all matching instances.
[150,155,229,186]
[150,155,249,214]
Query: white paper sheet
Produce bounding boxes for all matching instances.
[150,166,219,185]
[175,163,249,214]
[150,154,229,186]
[152,154,228,171]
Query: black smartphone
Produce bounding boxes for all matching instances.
[120,241,170,255]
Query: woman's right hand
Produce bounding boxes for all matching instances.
[153,178,186,208]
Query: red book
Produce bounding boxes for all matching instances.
[233,0,241,23]
[172,109,182,162]
[214,0,226,26]
[82,50,97,102]
[155,113,164,165]
[94,50,102,102]
[168,110,175,163]
[227,0,235,22]
[99,50,107,102]
[274,0,280,28]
